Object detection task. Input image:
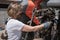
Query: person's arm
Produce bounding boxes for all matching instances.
[22,22,51,32]
[14,20,51,32]
[22,24,44,32]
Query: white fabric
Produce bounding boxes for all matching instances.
[5,19,25,40]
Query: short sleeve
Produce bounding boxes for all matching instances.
[17,21,25,30]
[12,20,25,31]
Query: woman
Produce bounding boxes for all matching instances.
[6,3,51,40]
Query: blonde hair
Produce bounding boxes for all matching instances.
[7,3,23,18]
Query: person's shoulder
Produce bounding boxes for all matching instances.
[7,19,25,25]
[9,19,20,23]
[7,19,20,24]
[10,19,23,24]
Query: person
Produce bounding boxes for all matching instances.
[4,0,40,40]
[5,3,52,40]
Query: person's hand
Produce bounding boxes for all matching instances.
[43,21,52,29]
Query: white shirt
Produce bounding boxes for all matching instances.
[5,19,25,40]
